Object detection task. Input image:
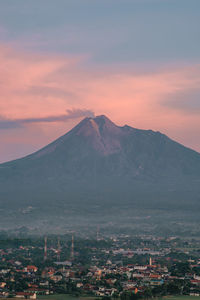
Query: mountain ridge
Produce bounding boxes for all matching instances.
[2,115,200,165]
[0,115,200,232]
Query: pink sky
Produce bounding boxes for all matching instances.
[0,44,200,162]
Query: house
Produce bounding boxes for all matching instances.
[134,266,147,271]
[26,288,49,295]
[50,275,62,282]
[190,293,200,296]
[15,292,37,299]
[0,282,6,288]
[24,266,38,273]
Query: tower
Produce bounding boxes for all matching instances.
[44,236,47,261]
[57,237,61,261]
[71,234,74,260]
[96,226,100,241]
[149,257,152,266]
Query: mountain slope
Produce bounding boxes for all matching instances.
[0,115,200,231]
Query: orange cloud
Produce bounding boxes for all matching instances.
[0,44,200,162]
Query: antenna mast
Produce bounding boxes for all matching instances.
[44,236,47,261]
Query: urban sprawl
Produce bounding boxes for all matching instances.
[0,234,200,299]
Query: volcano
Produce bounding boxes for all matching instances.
[0,115,200,232]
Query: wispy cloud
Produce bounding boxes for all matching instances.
[24,85,76,99]
[0,109,95,129]
[0,118,22,129]
[161,87,200,114]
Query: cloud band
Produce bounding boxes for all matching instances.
[0,109,95,129]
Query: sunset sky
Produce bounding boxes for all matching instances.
[0,0,200,162]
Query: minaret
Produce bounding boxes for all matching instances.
[57,237,61,261]
[149,257,152,266]
[65,240,68,261]
[44,236,47,261]
[71,234,74,260]
[96,226,100,241]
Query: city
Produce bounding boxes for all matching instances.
[0,233,200,299]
